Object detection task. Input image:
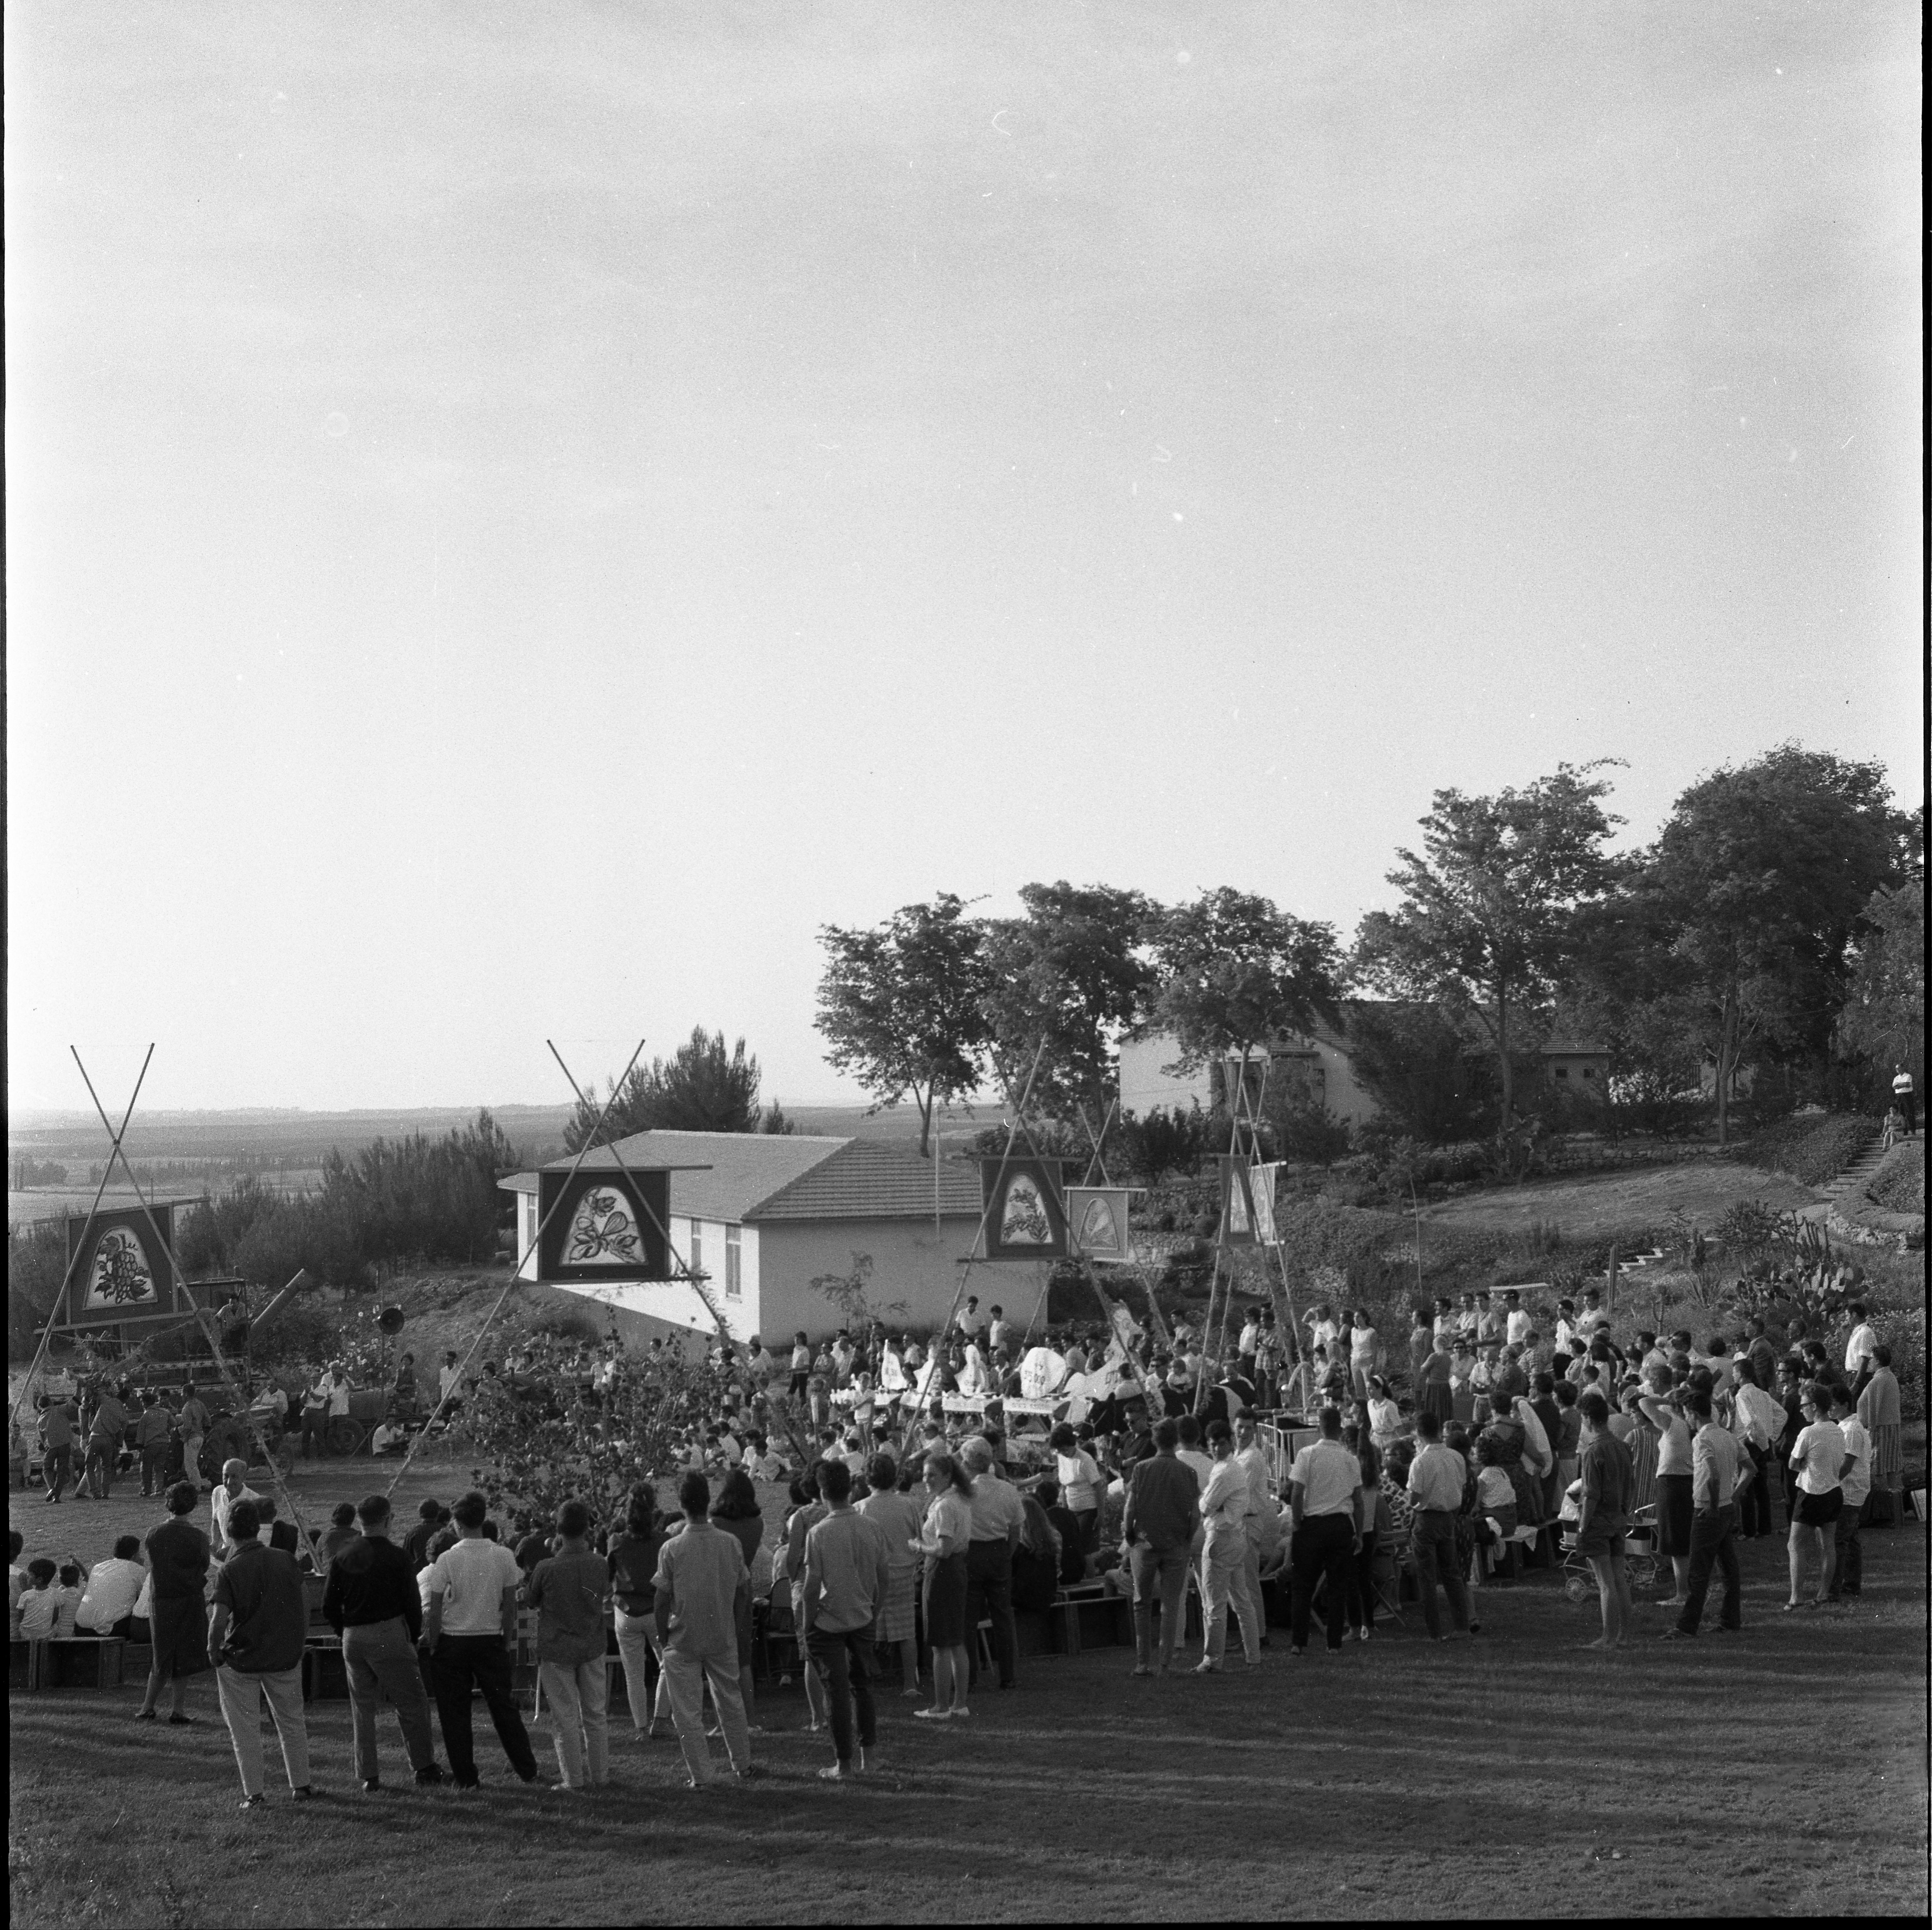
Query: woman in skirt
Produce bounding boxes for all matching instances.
[135,1479,210,1722]
[912,1453,974,1722]
[856,1453,925,1696]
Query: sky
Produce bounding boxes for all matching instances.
[5,1,1922,1116]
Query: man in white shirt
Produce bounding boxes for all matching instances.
[956,1297,986,1343]
[1285,1408,1361,1655]
[1662,1391,1748,1639]
[1233,1417,1272,1648]
[1892,1064,1916,1137]
[1841,1304,1878,1397]
[438,1352,463,1408]
[1826,1386,1871,1603]
[211,1460,265,1556]
[987,1305,1012,1353]
[423,1492,539,1787]
[76,1535,148,1635]
[1195,1423,1260,1672]
[1504,1292,1531,1348]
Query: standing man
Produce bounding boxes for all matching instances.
[1841,1304,1879,1402]
[800,1457,893,1781]
[1195,1422,1262,1673]
[299,1373,329,1460]
[211,1459,264,1557]
[1285,1408,1361,1657]
[1826,1386,1871,1603]
[38,1392,77,1504]
[83,1380,131,1500]
[422,1490,540,1789]
[960,1440,1023,1693]
[1233,1417,1273,1649]
[652,1470,754,1787]
[136,1392,174,1498]
[438,1351,463,1412]
[1892,1062,1917,1137]
[1122,1419,1201,1677]
[1406,1412,1479,1644]
[178,1381,210,1490]
[208,1500,316,1809]
[323,1493,445,1792]
[1661,1391,1747,1639]
[1504,1291,1531,1348]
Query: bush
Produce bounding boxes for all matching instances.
[1875,1307,1924,1426]
[1866,1141,1924,1216]
[1738,1112,1878,1188]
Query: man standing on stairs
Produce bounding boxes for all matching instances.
[1891,1064,1916,1137]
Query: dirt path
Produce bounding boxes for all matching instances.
[1420,1160,1821,1239]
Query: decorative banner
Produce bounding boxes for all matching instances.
[1218,1156,1256,1245]
[1066,1186,1135,1262]
[1106,1300,1144,1361]
[880,1347,908,1392]
[1019,1345,1068,1399]
[1002,1396,1063,1417]
[538,1167,672,1283]
[978,1156,1068,1261]
[1249,1163,1281,1245]
[942,1393,991,1415]
[65,1206,177,1324]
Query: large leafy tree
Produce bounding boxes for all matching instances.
[1351,763,1625,1132]
[980,881,1157,1137]
[564,1028,766,1151]
[1344,1001,1496,1145]
[1145,888,1343,1085]
[1636,746,1907,1142]
[1835,879,1925,1102]
[815,894,992,1156]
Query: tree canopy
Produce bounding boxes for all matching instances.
[1352,762,1625,1130]
[562,1028,771,1151]
[815,894,992,1156]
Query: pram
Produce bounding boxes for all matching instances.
[1558,1503,1659,1602]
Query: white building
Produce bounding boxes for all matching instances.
[501,1130,988,1347]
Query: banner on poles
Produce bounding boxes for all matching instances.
[64,1205,180,1324]
[1218,1156,1256,1245]
[1066,1186,1135,1262]
[538,1167,673,1282]
[978,1157,1068,1260]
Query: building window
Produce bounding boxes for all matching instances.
[1555,1065,1570,1080]
[725,1224,742,1299]
[1582,1065,1596,1081]
[688,1220,704,1281]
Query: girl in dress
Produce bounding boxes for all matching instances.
[913,1454,975,1722]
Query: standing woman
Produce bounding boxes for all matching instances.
[711,1467,764,1731]
[135,1479,210,1722]
[1365,1376,1405,1455]
[1349,1310,1380,1403]
[1639,1387,1694,1607]
[912,1453,974,1722]
[857,1454,925,1697]
[608,1484,670,1740]
[1857,1347,1903,1523]
[1342,1422,1382,1643]
[1416,1331,1454,1434]
[1786,1382,1846,1610]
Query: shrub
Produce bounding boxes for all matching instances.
[1866,1141,1924,1216]
[1738,1112,1878,1189]
[1875,1307,1925,1425]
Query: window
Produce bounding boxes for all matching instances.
[688,1220,704,1280]
[1582,1065,1596,1081]
[1555,1066,1570,1080]
[725,1224,742,1299]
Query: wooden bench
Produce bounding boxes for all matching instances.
[9,1637,128,1690]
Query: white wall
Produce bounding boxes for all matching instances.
[1118,1029,1379,1128]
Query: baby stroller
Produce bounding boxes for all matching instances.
[1558,1500,1659,1602]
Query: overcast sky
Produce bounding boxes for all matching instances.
[6,1,1921,1116]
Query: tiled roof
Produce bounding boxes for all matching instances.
[501,1130,981,1226]
[1540,1036,1609,1056]
[749,1137,984,1223]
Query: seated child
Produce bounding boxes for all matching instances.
[19,1559,84,1639]
[1473,1438,1518,1539]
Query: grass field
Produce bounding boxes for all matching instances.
[9,1474,1926,1926]
[1419,1160,1824,1240]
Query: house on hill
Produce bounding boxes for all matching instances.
[1118,1008,1608,1128]
[500,1130,988,1349]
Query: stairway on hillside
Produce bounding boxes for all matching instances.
[1819,1135,1891,1208]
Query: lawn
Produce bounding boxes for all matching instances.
[9,1501,1926,1925]
[1418,1160,1823,1242]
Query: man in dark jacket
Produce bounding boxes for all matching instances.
[324,1493,445,1792]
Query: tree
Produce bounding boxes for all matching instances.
[1145,888,1343,1078]
[564,1029,765,1150]
[815,894,993,1156]
[1636,746,1907,1143]
[1343,1001,1496,1145]
[1833,878,1924,1108]
[980,881,1157,1136]
[1352,763,1625,1134]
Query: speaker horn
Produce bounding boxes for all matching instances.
[377,1306,407,1335]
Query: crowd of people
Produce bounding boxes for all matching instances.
[7,1267,1912,1803]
